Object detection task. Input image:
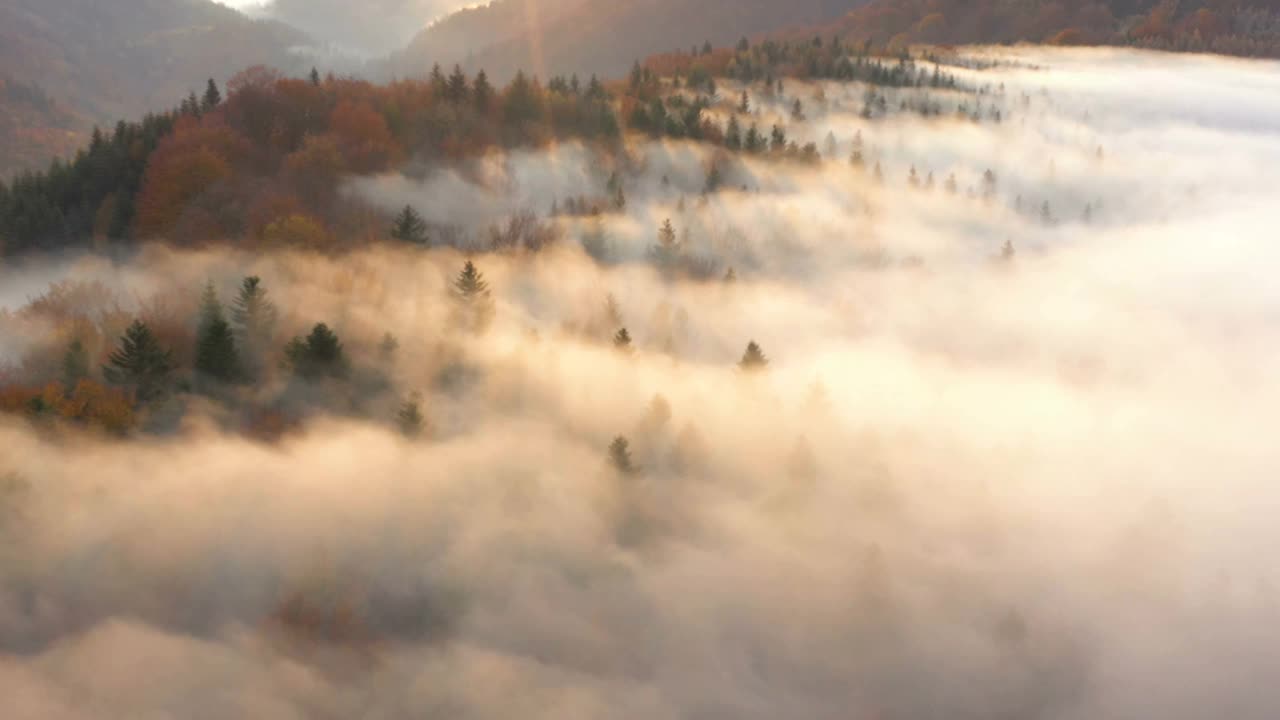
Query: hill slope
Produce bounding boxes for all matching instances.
[782,0,1280,57]
[0,0,310,176]
[392,0,866,80]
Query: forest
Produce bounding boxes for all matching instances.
[2,33,1279,720]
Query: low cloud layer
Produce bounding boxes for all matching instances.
[3,47,1280,718]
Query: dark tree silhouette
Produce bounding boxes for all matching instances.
[609,435,636,475]
[390,205,429,245]
[104,320,174,402]
[285,323,349,380]
[452,260,495,333]
[739,341,769,372]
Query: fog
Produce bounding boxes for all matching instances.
[3,47,1280,718]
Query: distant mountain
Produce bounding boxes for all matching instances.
[391,0,866,81]
[0,0,310,176]
[776,0,1280,58]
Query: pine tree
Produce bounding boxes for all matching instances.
[62,338,90,389]
[201,79,222,112]
[194,282,240,382]
[446,65,469,103]
[613,327,634,353]
[285,323,348,380]
[195,314,240,382]
[791,99,805,121]
[609,436,636,475]
[725,115,742,150]
[738,90,750,114]
[739,341,769,372]
[397,392,426,438]
[390,205,429,245]
[770,125,787,152]
[473,69,494,112]
[452,260,495,333]
[309,67,321,86]
[654,219,680,268]
[232,276,278,377]
[745,124,763,153]
[704,163,723,194]
[104,320,174,402]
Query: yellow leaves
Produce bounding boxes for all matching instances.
[262,214,331,250]
[0,380,134,435]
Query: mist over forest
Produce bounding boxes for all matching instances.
[2,44,1280,719]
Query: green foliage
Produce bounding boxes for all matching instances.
[451,260,495,333]
[390,205,429,245]
[285,323,349,381]
[104,320,175,402]
[232,276,278,377]
[62,338,90,389]
[202,79,222,112]
[194,283,240,383]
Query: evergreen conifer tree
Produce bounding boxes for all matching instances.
[285,323,348,380]
[201,79,222,112]
[613,327,634,353]
[473,70,494,112]
[609,436,636,475]
[194,282,240,382]
[739,341,769,372]
[451,260,495,333]
[62,338,89,389]
[232,276,278,378]
[104,320,174,402]
[397,392,426,438]
[390,205,429,245]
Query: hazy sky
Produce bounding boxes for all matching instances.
[215,0,474,54]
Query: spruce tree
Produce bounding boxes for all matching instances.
[194,282,240,382]
[104,320,174,402]
[738,90,750,114]
[62,338,89,389]
[473,70,493,112]
[725,115,742,150]
[202,79,222,112]
[390,205,429,245]
[232,276,278,376]
[397,393,426,438]
[309,67,321,86]
[451,260,495,333]
[654,219,680,268]
[609,436,636,475]
[285,323,349,380]
[446,65,469,103]
[739,341,769,372]
[195,314,240,382]
[613,327,633,354]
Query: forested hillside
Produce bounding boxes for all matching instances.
[0,39,963,257]
[392,0,865,80]
[786,0,1280,57]
[0,0,310,177]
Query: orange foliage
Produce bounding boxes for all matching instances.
[133,117,250,240]
[0,380,134,433]
[329,100,399,174]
